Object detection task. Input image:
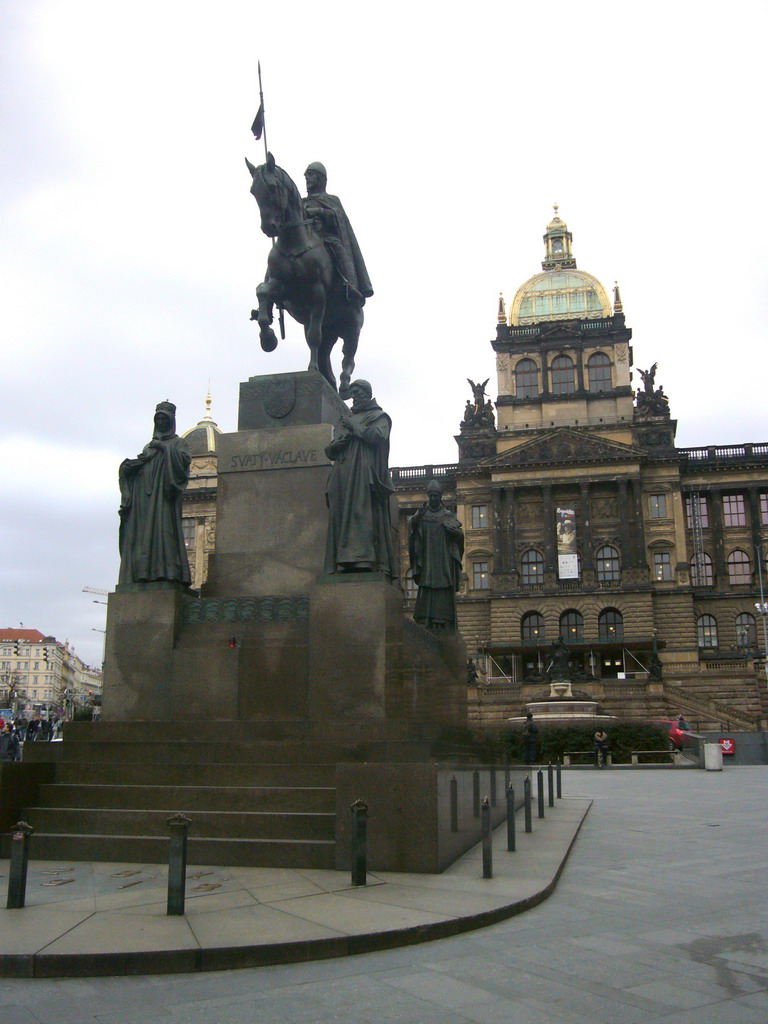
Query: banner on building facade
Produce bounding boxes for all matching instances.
[556,507,579,579]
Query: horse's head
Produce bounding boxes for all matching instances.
[245,153,302,237]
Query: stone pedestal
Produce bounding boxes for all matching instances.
[102,583,192,720]
[308,575,404,720]
[205,370,345,598]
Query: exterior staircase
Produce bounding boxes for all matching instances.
[3,721,436,867]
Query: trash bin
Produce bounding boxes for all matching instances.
[704,742,723,771]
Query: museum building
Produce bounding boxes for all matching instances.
[181,212,768,728]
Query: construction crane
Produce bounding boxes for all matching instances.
[82,587,109,596]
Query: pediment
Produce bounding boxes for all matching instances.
[479,428,644,469]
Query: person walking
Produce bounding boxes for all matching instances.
[522,712,539,765]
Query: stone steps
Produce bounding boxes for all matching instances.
[35,784,336,813]
[52,761,338,787]
[19,808,335,841]
[20,833,336,868]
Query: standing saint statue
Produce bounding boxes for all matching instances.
[118,401,192,586]
[324,380,397,576]
[408,480,464,632]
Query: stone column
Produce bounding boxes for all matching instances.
[709,488,727,587]
[542,483,556,575]
[506,485,517,577]
[492,487,506,570]
[579,482,593,572]
[617,479,633,565]
[747,487,762,572]
[629,477,647,567]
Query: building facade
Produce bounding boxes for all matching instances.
[392,211,768,727]
[0,628,102,716]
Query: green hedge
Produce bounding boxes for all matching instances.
[498,721,670,764]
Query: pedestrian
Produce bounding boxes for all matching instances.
[25,711,42,742]
[593,728,609,768]
[522,712,539,765]
[0,723,21,762]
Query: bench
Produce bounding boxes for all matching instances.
[631,749,682,766]
[563,750,612,767]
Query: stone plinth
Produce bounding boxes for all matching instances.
[102,583,192,721]
[204,370,345,598]
[308,575,403,720]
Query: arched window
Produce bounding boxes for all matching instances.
[691,552,714,587]
[515,359,539,399]
[521,549,544,585]
[587,352,612,392]
[551,355,576,395]
[596,545,620,583]
[404,568,418,600]
[598,608,624,640]
[727,549,751,585]
[560,609,584,641]
[736,612,757,647]
[521,612,545,642]
[697,614,718,648]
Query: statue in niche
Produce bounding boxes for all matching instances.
[118,402,191,586]
[408,479,465,632]
[324,380,397,576]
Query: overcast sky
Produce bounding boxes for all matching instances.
[2,0,766,667]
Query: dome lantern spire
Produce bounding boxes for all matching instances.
[542,203,576,271]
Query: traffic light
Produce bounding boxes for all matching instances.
[13,639,20,656]
[228,636,239,648]
[43,647,49,664]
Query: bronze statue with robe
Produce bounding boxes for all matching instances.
[408,479,464,632]
[118,401,192,586]
[324,380,397,576]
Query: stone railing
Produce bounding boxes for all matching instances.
[679,443,768,464]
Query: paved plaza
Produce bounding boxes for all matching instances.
[1,766,767,1023]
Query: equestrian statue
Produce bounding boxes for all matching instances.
[245,153,373,396]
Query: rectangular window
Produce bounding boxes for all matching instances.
[182,519,196,550]
[649,495,668,519]
[653,552,672,581]
[723,494,746,527]
[685,495,709,529]
[471,505,488,529]
[472,561,490,590]
[761,493,768,525]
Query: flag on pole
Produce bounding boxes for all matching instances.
[251,103,264,140]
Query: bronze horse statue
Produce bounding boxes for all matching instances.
[246,154,364,395]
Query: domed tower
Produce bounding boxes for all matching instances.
[494,208,633,442]
[180,392,221,589]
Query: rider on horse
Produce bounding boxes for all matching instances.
[302,162,373,309]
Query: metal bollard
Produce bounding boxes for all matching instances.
[490,767,497,807]
[523,775,532,833]
[506,784,516,852]
[166,812,191,916]
[472,769,480,818]
[537,770,545,819]
[547,762,555,807]
[504,766,510,793]
[6,821,34,909]
[350,799,368,886]
[450,776,458,832]
[556,759,562,798]
[481,796,492,878]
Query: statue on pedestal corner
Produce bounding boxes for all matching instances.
[117,401,191,586]
[408,480,464,632]
[323,380,397,576]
